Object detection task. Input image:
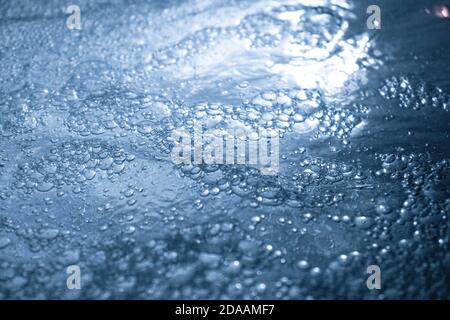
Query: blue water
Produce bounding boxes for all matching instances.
[0,0,449,299]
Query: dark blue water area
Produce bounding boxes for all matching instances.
[0,0,449,299]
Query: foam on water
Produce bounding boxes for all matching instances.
[0,0,449,299]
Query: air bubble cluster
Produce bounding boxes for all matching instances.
[0,0,448,300]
